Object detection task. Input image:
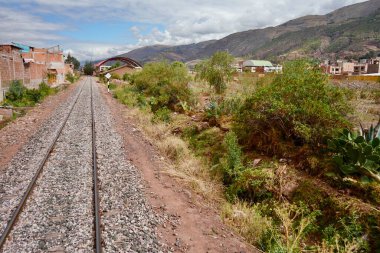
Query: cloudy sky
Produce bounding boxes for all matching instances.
[0,0,367,61]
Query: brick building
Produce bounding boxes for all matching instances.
[0,43,73,102]
[0,45,25,101]
[21,45,67,87]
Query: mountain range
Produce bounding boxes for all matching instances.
[121,0,380,63]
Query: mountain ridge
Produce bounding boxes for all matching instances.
[121,0,380,63]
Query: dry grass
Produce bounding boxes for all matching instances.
[122,107,224,204]
[221,201,272,245]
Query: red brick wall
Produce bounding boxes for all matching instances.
[1,45,67,101]
[0,46,24,87]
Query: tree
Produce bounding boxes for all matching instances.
[65,53,80,70]
[195,51,234,94]
[83,61,95,75]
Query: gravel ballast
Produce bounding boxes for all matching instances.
[0,77,163,252]
[92,78,162,252]
[1,79,93,252]
[0,80,84,237]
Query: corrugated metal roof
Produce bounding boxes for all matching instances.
[243,60,273,67]
[12,42,31,52]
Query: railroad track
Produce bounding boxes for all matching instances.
[0,77,102,252]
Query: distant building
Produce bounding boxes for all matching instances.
[353,63,368,75]
[328,65,342,75]
[95,57,143,76]
[367,57,380,74]
[242,60,282,73]
[99,65,111,72]
[322,57,380,76]
[102,65,142,78]
[338,61,355,75]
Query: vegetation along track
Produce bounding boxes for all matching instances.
[0,78,102,252]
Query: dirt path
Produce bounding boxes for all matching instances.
[0,82,78,170]
[99,82,258,253]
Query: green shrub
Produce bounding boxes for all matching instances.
[321,214,368,252]
[219,132,275,202]
[108,83,117,90]
[113,85,137,107]
[111,73,121,80]
[222,132,244,185]
[26,89,42,103]
[152,107,171,123]
[131,61,192,112]
[4,81,57,107]
[233,60,352,156]
[123,73,131,82]
[65,72,76,83]
[38,82,57,98]
[6,80,26,101]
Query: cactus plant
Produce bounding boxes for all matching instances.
[328,123,380,183]
[359,116,380,142]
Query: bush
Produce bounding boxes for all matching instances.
[38,82,56,98]
[152,107,171,123]
[6,80,26,101]
[233,60,352,156]
[123,73,131,82]
[113,85,138,107]
[321,214,368,252]
[111,73,121,80]
[220,132,274,202]
[131,61,192,112]
[4,81,57,107]
[65,72,76,83]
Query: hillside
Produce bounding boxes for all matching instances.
[122,0,380,63]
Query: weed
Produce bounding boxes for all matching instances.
[221,201,272,245]
[152,107,171,123]
[261,203,321,253]
[65,72,76,83]
[321,213,368,252]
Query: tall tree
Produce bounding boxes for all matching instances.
[83,61,95,75]
[65,53,80,70]
[195,51,234,94]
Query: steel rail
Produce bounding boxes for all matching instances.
[0,78,87,249]
[90,78,102,253]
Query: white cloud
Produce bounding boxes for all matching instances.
[0,0,368,60]
[62,42,139,61]
[0,7,65,46]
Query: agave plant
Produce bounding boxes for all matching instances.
[359,116,380,142]
[328,120,380,183]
